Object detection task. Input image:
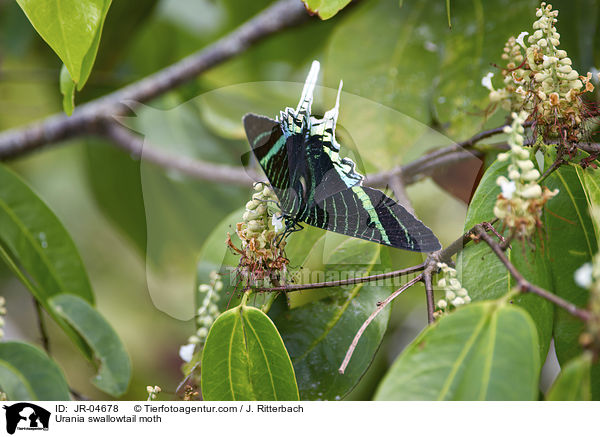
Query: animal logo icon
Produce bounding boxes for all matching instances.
[3,403,51,434]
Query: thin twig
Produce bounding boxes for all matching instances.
[473,224,591,321]
[537,157,564,184]
[388,172,414,214]
[255,263,426,293]
[423,264,436,324]
[176,362,201,399]
[0,0,311,158]
[338,274,423,375]
[101,122,259,185]
[33,298,50,354]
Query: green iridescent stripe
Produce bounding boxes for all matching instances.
[258,135,286,168]
[351,186,391,245]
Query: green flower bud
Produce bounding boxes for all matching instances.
[247,220,265,232]
[246,200,261,210]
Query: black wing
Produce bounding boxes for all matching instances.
[243,113,304,215]
[301,185,441,252]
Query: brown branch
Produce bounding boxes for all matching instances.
[388,172,414,214]
[364,123,510,187]
[101,122,260,185]
[0,0,311,158]
[537,157,564,183]
[473,224,591,321]
[423,265,436,324]
[256,263,426,293]
[338,273,423,374]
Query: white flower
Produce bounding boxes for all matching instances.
[516,31,529,48]
[499,180,517,199]
[179,343,196,363]
[574,262,594,289]
[481,72,495,91]
[272,213,285,232]
[451,297,466,306]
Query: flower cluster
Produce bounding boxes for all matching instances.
[493,111,558,239]
[179,271,222,363]
[434,263,471,318]
[485,3,597,144]
[146,385,161,401]
[228,182,288,284]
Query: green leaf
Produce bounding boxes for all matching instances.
[272,234,395,400]
[0,163,94,357]
[49,294,131,397]
[16,0,112,87]
[546,353,592,401]
[59,64,75,116]
[201,304,299,401]
[543,163,600,399]
[544,165,596,364]
[576,165,600,243]
[0,341,70,401]
[302,0,352,19]
[374,302,540,400]
[84,139,147,254]
[457,158,554,361]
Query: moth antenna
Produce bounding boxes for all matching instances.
[296,60,320,114]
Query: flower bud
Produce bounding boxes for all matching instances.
[451,297,466,306]
[517,160,534,171]
[247,220,265,232]
[520,184,543,199]
[522,169,541,181]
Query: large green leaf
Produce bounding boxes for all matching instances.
[0,163,94,357]
[545,165,596,364]
[544,164,600,399]
[16,0,111,87]
[201,304,299,401]
[546,353,592,401]
[272,234,395,400]
[85,139,148,254]
[49,294,131,397]
[457,159,554,361]
[0,342,70,401]
[576,165,600,243]
[374,302,540,400]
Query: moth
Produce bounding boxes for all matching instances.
[243,61,441,252]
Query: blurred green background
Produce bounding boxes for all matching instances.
[0,0,598,399]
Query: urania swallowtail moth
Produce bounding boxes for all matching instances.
[243,61,441,252]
